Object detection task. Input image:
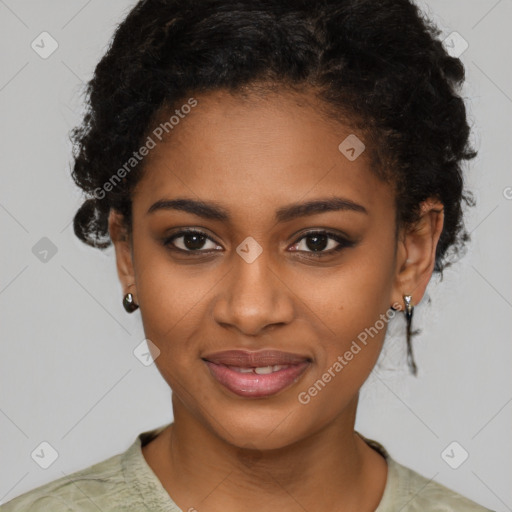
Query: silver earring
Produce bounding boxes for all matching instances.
[403,294,417,376]
[123,292,139,313]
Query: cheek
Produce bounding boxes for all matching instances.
[137,270,210,347]
[132,239,215,364]
[299,234,397,386]
[136,268,207,397]
[305,236,396,336]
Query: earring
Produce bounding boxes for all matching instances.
[403,294,417,376]
[123,292,139,313]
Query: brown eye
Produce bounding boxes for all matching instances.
[303,233,329,252]
[289,230,355,257]
[163,229,221,253]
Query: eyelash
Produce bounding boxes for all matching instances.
[162,228,355,258]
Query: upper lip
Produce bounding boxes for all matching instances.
[202,349,311,367]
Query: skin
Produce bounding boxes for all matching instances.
[108,88,444,512]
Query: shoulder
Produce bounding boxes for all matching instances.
[0,425,171,512]
[386,457,495,511]
[1,448,133,511]
[356,432,494,512]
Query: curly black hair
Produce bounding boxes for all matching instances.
[71,0,477,276]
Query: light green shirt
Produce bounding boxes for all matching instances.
[1,424,494,511]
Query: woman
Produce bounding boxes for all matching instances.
[2,0,494,510]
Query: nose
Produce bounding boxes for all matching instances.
[212,248,294,337]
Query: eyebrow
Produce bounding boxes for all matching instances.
[146,197,368,222]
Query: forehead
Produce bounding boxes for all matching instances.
[132,88,394,225]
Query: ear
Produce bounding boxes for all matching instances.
[108,209,136,300]
[391,198,444,311]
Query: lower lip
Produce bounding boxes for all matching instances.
[204,361,310,398]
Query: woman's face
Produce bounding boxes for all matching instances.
[114,89,408,450]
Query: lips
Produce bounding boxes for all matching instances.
[202,350,311,398]
[203,349,311,367]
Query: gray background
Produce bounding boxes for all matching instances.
[1,0,511,509]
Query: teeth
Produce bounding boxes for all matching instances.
[254,365,274,375]
[229,365,289,374]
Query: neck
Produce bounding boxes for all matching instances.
[142,394,387,512]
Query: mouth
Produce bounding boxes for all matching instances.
[202,349,312,398]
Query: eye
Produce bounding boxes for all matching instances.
[163,228,355,257]
[289,230,355,257]
[163,229,221,253]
